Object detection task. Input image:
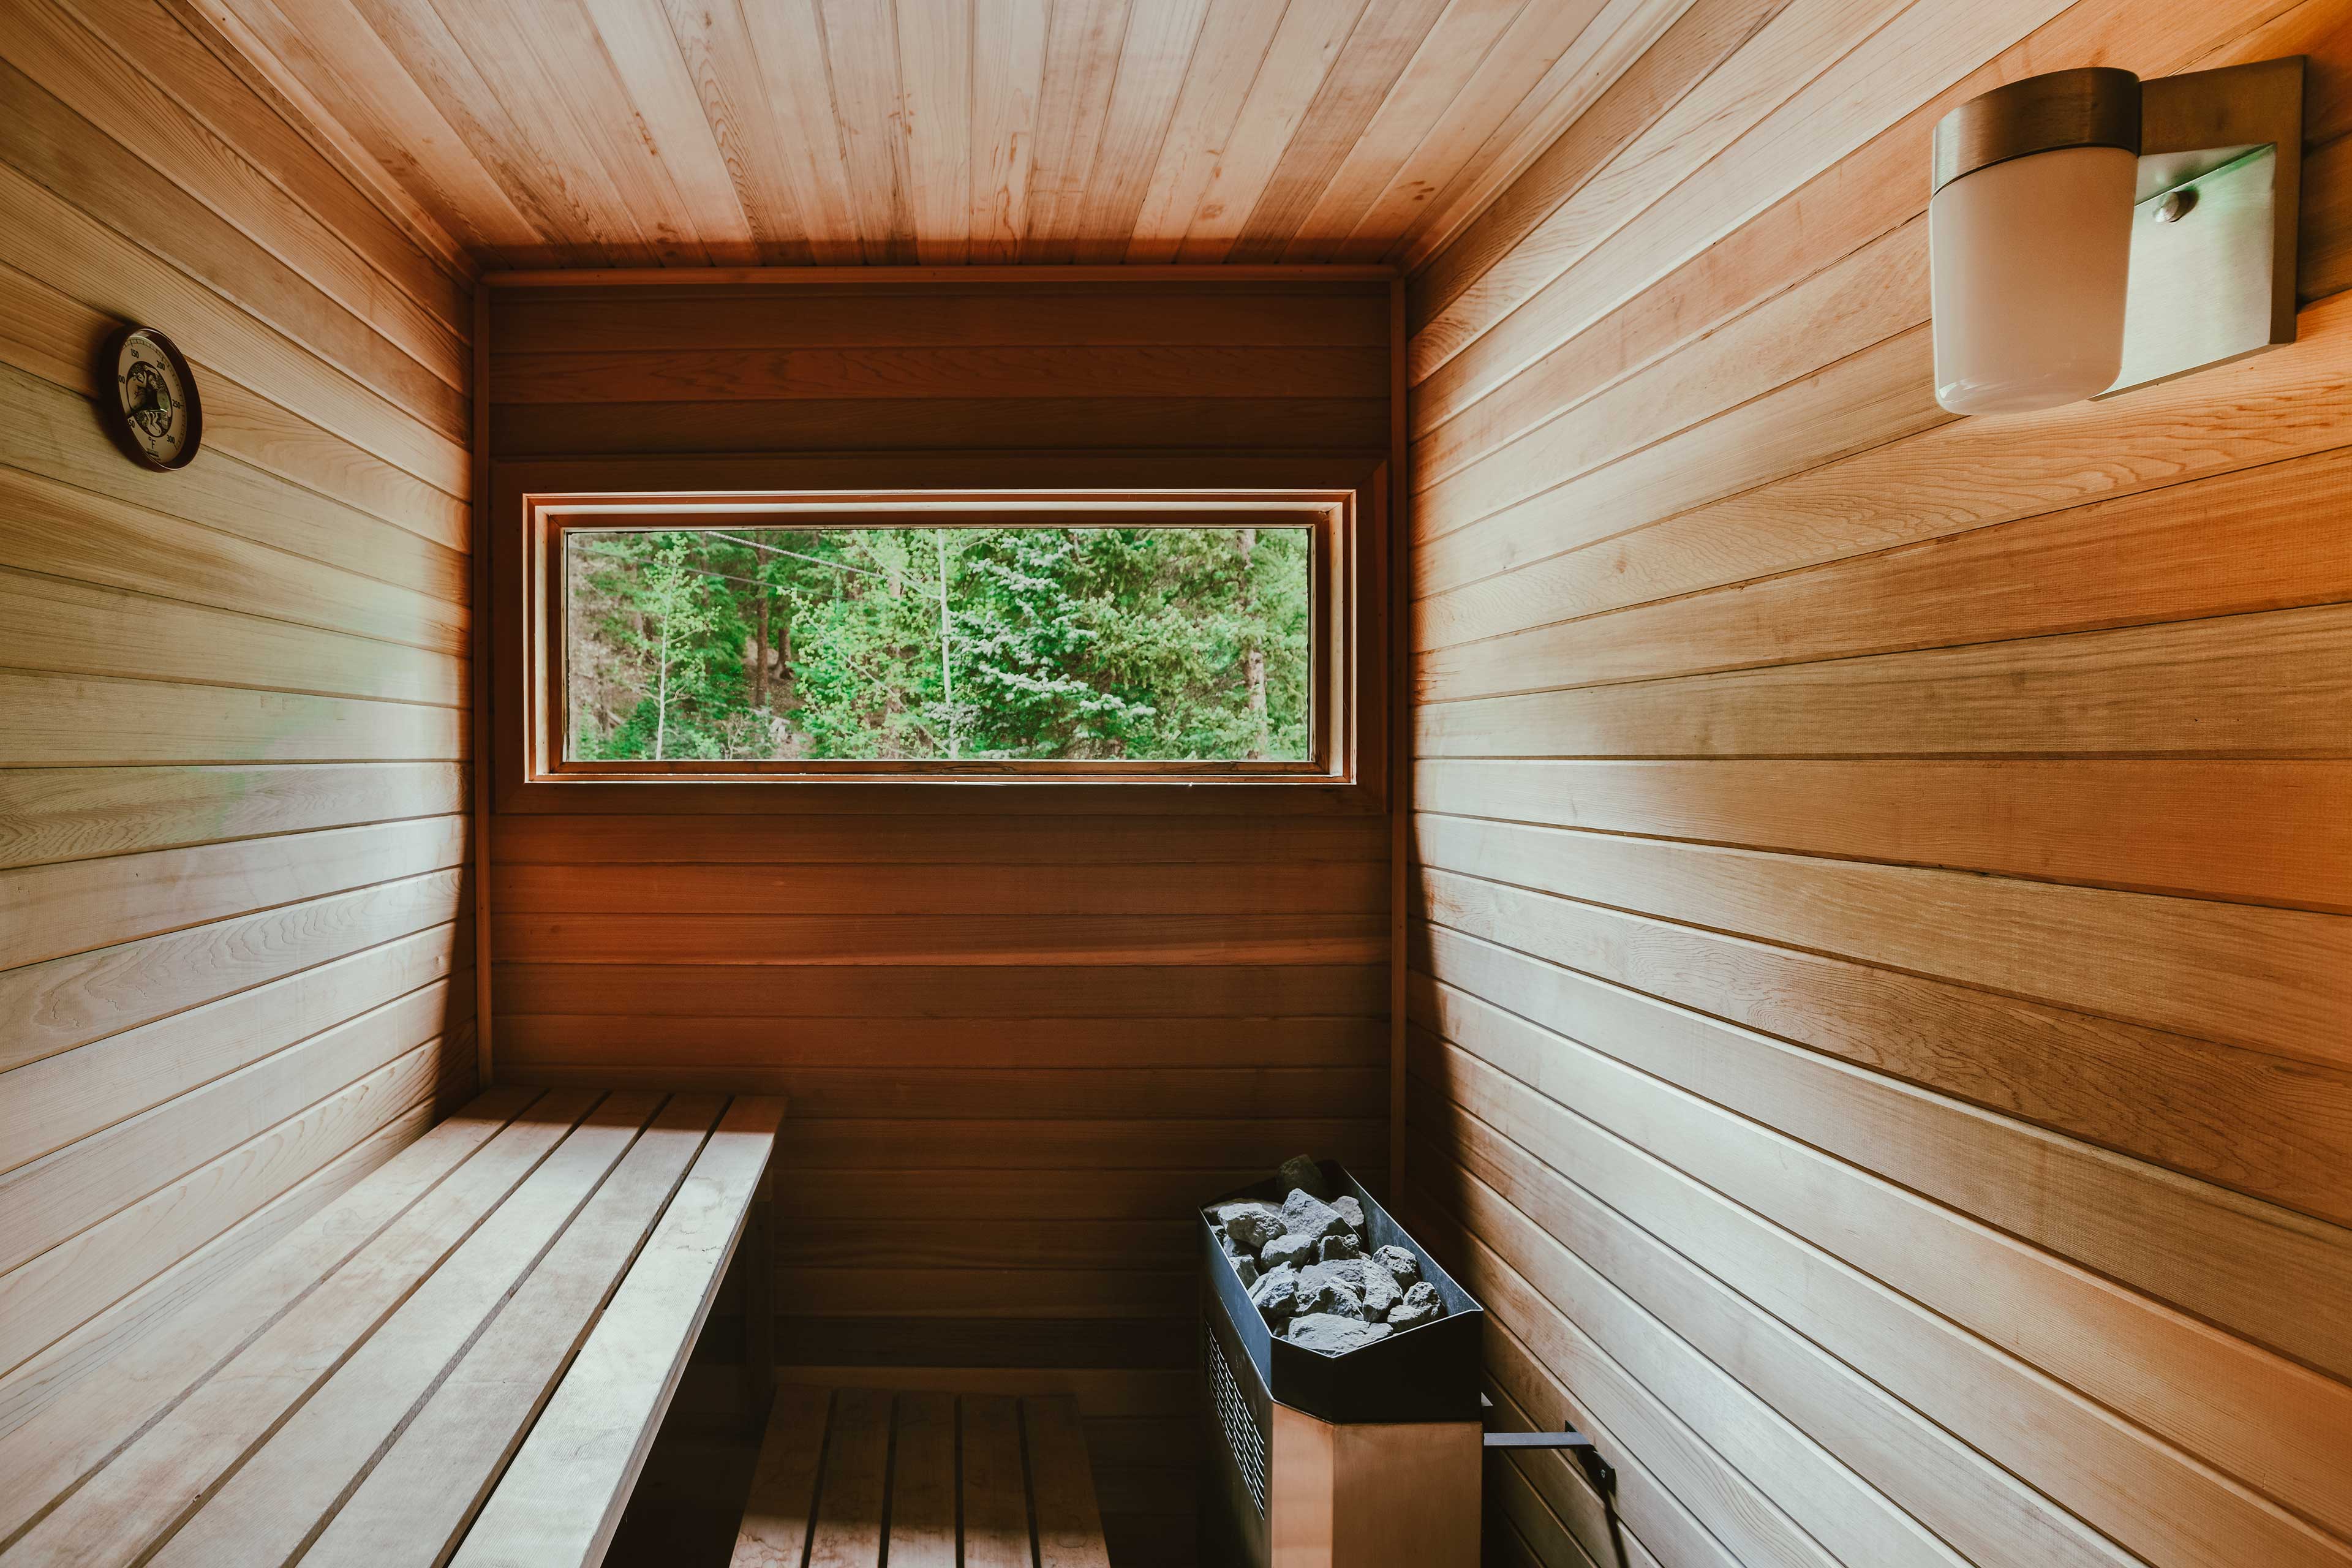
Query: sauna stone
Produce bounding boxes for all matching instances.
[1387,1282,1444,1329]
[1261,1230,1319,1270]
[1278,1154,1333,1200]
[1296,1275,1365,1319]
[1286,1314,1393,1355]
[1251,1264,1302,1320]
[1318,1231,1363,1262]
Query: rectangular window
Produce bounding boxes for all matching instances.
[524,492,1356,783]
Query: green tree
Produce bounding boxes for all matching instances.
[566,524,1313,765]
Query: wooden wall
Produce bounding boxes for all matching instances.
[1400,3,2352,1568]
[483,276,1396,1566]
[0,0,475,1430]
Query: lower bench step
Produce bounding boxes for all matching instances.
[731,1384,1109,1568]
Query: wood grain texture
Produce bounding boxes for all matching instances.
[725,1386,1110,1567]
[296,1098,726,1568]
[195,0,1686,270]
[0,1090,535,1537]
[451,1095,784,1568]
[1403,4,2352,1568]
[143,1093,669,1568]
[0,1092,786,1568]
[0,0,474,1389]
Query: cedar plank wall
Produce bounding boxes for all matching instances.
[0,2,475,1415]
[484,277,1395,1567]
[1400,4,2352,1568]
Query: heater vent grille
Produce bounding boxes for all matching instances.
[1204,1321,1267,1516]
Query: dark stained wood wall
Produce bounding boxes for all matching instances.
[0,0,475,1431]
[1400,3,2352,1568]
[483,276,1396,1567]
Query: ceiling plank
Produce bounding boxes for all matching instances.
[336,0,652,264]
[1385,0,1701,268]
[203,0,551,265]
[193,0,1719,272]
[1281,0,1531,261]
[896,0,974,264]
[1121,0,1291,265]
[1174,0,1368,264]
[1019,0,1133,262]
[1063,0,1212,264]
[967,0,1047,263]
[475,0,723,267]
[821,0,918,265]
[570,0,769,265]
[1226,0,1453,263]
[736,0,865,265]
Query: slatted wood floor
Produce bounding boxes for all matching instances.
[731,1385,1110,1568]
[0,1088,783,1568]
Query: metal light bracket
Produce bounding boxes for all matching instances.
[2103,56,2304,398]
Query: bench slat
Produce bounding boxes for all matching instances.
[886,1391,957,1567]
[730,1386,1114,1568]
[729,1384,832,1568]
[302,1095,727,1568]
[0,1085,540,1542]
[448,1094,786,1568]
[146,1092,668,1568]
[1025,1395,1114,1568]
[2,1089,600,1568]
[807,1387,891,1568]
[960,1395,1031,1568]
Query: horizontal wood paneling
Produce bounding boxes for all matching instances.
[489,395,1393,458]
[491,810,1387,864]
[1403,3,2352,1567]
[1412,757,2352,910]
[0,763,469,870]
[490,344,1388,404]
[1414,815,2348,1065]
[488,287,1394,352]
[490,911,1385,968]
[0,815,467,971]
[0,0,473,1384]
[487,276,1393,1555]
[491,858,1387,913]
[492,1014,1385,1072]
[0,925,464,1174]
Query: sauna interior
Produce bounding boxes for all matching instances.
[2,1,2348,1565]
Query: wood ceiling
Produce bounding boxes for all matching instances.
[200,0,1694,273]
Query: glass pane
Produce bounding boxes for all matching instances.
[564,525,1313,764]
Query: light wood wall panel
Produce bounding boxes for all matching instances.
[486,276,1393,1566]
[0,0,475,1393]
[1401,3,2352,1567]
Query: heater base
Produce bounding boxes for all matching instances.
[1259,1400,1482,1568]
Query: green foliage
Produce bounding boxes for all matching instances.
[565,525,1311,764]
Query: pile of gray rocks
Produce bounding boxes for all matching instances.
[1208,1154,1447,1357]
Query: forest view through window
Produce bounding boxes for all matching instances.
[564,524,1313,764]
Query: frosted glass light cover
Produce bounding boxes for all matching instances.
[1929,144,2138,414]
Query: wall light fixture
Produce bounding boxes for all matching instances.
[1929,57,2305,415]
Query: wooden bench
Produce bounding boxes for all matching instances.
[731,1384,1110,1568]
[0,1087,783,1568]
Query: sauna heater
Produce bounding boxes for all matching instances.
[1198,1162,1487,1567]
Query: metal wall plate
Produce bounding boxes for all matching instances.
[2106,145,2282,395]
[2102,56,2302,399]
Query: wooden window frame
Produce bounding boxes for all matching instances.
[519,487,1363,787]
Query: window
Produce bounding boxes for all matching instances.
[522,492,1358,783]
